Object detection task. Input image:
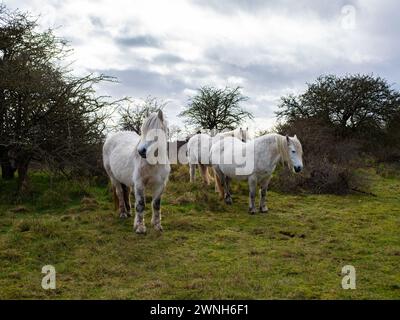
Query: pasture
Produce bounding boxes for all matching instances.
[0,165,399,299]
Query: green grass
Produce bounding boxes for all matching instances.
[0,166,399,299]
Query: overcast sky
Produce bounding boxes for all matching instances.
[8,0,400,133]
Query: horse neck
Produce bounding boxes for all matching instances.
[140,129,169,166]
[255,134,286,168]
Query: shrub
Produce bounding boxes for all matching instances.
[376,162,400,179]
[272,118,369,194]
[273,74,400,193]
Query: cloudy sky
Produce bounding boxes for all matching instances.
[8,0,400,133]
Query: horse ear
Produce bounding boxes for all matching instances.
[157,109,164,121]
[294,134,298,139]
[286,135,290,144]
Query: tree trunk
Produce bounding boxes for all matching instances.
[0,146,17,180]
[1,161,16,180]
[17,159,30,193]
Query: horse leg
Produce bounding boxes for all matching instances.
[122,184,132,217]
[112,186,119,211]
[127,186,132,217]
[248,176,257,214]
[199,164,210,185]
[259,176,272,213]
[114,182,128,219]
[151,183,165,232]
[133,184,146,234]
[189,164,196,182]
[223,176,233,205]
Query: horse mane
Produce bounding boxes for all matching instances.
[141,112,167,136]
[275,134,291,169]
[274,134,302,169]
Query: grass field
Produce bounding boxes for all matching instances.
[0,165,399,299]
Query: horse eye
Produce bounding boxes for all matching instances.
[292,150,296,154]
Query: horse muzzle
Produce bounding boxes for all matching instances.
[294,165,303,173]
[138,147,147,159]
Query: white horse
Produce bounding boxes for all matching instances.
[187,127,250,185]
[210,133,303,214]
[102,110,170,233]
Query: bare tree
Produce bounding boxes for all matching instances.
[118,96,167,134]
[179,86,253,131]
[168,124,182,141]
[0,5,122,191]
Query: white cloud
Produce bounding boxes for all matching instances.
[7,0,400,130]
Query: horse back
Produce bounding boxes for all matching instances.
[103,131,140,186]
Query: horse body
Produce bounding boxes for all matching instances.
[210,133,303,213]
[187,128,249,184]
[211,134,285,179]
[103,110,170,234]
[103,131,140,186]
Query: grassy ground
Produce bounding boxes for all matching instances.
[0,166,399,299]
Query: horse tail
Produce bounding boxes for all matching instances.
[213,168,224,199]
[207,166,214,183]
[199,164,209,185]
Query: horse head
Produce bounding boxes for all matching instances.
[137,110,169,164]
[286,135,303,173]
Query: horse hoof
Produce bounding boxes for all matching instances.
[249,208,256,215]
[260,208,269,214]
[135,224,147,234]
[224,198,233,205]
[154,224,163,232]
[119,212,128,219]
